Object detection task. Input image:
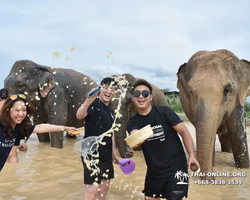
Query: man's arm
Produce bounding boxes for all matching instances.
[173,122,200,169]
[76,93,98,119]
[112,135,119,165]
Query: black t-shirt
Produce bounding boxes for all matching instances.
[127,106,187,178]
[0,124,35,171]
[84,98,114,161]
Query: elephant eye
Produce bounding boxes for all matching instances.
[16,83,26,90]
[223,85,232,95]
[17,82,25,87]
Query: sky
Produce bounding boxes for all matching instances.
[0,0,250,92]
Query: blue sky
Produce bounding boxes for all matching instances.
[0,0,250,91]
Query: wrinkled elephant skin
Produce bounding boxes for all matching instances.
[4,60,97,148]
[177,49,250,179]
[110,74,168,158]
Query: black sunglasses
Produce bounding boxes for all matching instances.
[132,90,151,98]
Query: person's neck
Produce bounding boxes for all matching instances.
[11,123,16,129]
[138,106,152,116]
[99,97,109,106]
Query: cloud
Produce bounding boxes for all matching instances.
[0,0,249,93]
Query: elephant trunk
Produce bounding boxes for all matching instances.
[115,108,132,158]
[195,100,221,180]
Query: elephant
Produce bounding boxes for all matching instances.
[110,73,168,158]
[177,49,250,179]
[4,60,98,148]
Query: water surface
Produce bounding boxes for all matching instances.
[1,122,250,200]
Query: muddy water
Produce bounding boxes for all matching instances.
[1,122,250,200]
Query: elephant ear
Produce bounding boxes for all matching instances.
[238,59,250,107]
[177,63,190,106]
[37,66,56,98]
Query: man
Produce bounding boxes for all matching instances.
[76,77,120,200]
[127,79,200,200]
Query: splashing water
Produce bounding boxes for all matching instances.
[74,75,129,177]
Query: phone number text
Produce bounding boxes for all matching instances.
[194,180,243,185]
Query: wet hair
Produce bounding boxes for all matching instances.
[0,96,35,140]
[132,79,153,93]
[100,77,117,87]
[0,88,9,100]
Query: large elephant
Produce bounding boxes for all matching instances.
[177,49,250,179]
[4,60,97,148]
[110,73,168,158]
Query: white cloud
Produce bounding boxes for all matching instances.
[0,0,250,92]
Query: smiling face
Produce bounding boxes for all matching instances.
[99,84,116,105]
[132,85,153,115]
[10,100,27,126]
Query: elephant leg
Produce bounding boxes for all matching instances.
[115,130,132,158]
[33,117,50,143]
[46,91,68,148]
[229,105,249,168]
[50,132,64,148]
[212,142,215,166]
[218,127,232,153]
[37,132,50,143]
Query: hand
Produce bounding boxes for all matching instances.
[112,155,120,165]
[19,143,28,151]
[87,86,101,99]
[188,154,200,169]
[133,141,145,148]
[63,127,77,132]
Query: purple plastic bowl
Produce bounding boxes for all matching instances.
[119,158,135,174]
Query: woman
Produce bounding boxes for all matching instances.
[0,93,76,171]
[0,88,28,163]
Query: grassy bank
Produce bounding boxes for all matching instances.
[165,94,250,119]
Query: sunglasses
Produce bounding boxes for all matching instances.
[10,94,26,100]
[132,90,151,98]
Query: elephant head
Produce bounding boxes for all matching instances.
[4,60,56,106]
[177,49,250,179]
[4,60,97,148]
[110,73,168,158]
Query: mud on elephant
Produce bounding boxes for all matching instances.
[4,60,98,148]
[110,74,168,158]
[177,49,250,179]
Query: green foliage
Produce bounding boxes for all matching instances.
[161,88,170,94]
[246,103,250,119]
[165,94,184,113]
[163,91,250,119]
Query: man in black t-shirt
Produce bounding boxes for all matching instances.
[127,79,200,200]
[76,77,120,200]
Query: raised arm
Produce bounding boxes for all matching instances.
[76,93,98,120]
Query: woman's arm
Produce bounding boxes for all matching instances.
[33,124,76,134]
[8,146,19,163]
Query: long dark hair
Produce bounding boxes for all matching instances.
[0,96,35,140]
